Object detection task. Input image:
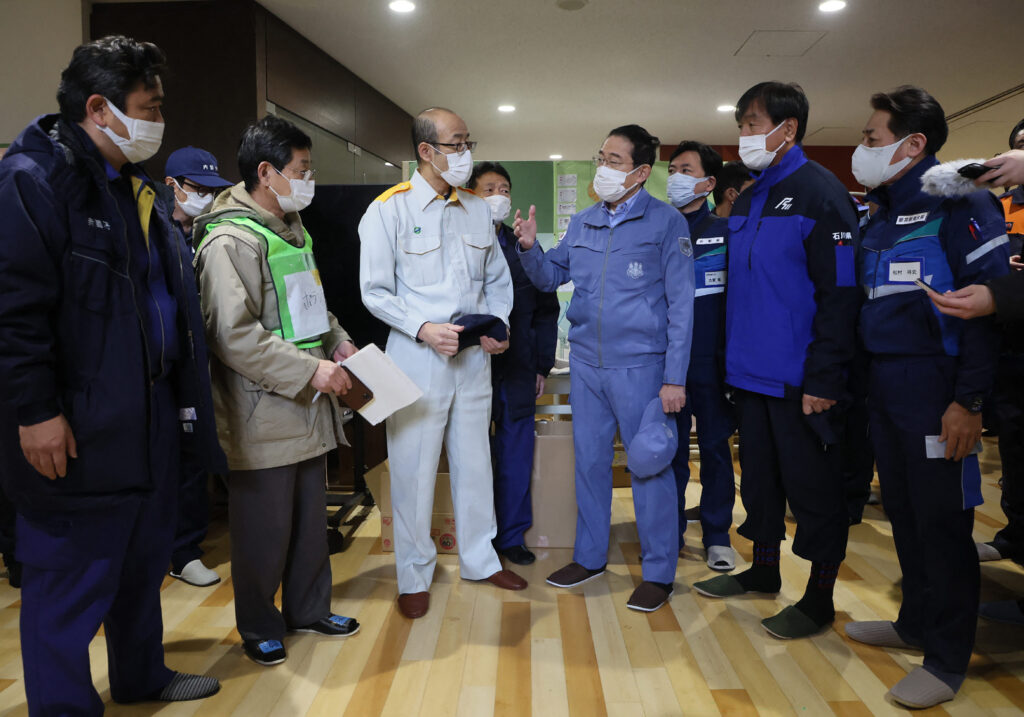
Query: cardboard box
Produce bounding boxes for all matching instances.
[380,512,459,554]
[524,420,578,549]
[364,463,454,515]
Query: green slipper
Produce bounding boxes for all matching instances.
[692,574,748,598]
[761,605,830,639]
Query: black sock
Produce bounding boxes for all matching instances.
[794,561,839,626]
[734,542,782,593]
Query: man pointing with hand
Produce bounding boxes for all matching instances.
[514,124,694,613]
[359,107,525,620]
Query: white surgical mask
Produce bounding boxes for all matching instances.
[484,194,511,222]
[432,147,473,187]
[96,97,164,164]
[850,136,912,188]
[173,180,215,217]
[270,167,315,213]
[593,164,641,203]
[666,172,710,208]
[737,122,785,171]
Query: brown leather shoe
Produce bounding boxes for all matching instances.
[397,591,430,619]
[485,569,528,591]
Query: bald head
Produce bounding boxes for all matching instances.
[412,107,466,163]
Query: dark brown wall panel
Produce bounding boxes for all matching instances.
[354,78,412,166]
[91,0,259,184]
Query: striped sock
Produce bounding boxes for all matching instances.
[794,561,840,626]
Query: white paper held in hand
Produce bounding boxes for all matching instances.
[311,344,423,425]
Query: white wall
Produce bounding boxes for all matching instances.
[0,0,84,146]
[941,94,1024,163]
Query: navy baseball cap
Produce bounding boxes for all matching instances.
[165,146,233,188]
[627,398,679,479]
[453,314,508,352]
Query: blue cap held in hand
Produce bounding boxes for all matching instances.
[627,397,678,479]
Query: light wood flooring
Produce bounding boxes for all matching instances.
[0,439,1023,716]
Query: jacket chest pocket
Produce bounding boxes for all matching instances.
[611,245,660,293]
[461,233,491,281]
[398,233,443,287]
[68,248,131,315]
[567,237,605,293]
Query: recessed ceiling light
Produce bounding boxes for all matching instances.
[819,0,846,12]
[556,0,588,10]
[384,162,394,167]
[717,104,736,112]
[498,105,516,113]
[389,1,415,13]
[549,154,563,160]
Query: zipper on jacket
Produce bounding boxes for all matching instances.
[747,220,762,270]
[596,227,614,367]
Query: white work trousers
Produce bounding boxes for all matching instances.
[386,330,502,594]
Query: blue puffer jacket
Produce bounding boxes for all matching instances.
[725,145,861,400]
[0,114,226,512]
[518,188,694,386]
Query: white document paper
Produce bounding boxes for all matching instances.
[558,188,577,203]
[557,173,577,187]
[557,203,577,216]
[341,344,423,425]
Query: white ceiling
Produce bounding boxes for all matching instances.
[257,0,1024,161]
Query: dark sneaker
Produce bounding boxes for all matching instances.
[626,581,673,612]
[546,562,606,588]
[242,638,287,666]
[153,672,221,701]
[499,544,536,565]
[292,614,360,637]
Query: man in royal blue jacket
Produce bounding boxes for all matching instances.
[0,36,225,713]
[514,125,694,613]
[844,86,1009,709]
[693,82,861,640]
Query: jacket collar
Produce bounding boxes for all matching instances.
[752,144,807,193]
[411,169,466,212]
[584,187,654,228]
[866,155,939,215]
[682,200,710,234]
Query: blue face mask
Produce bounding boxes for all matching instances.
[666,172,710,208]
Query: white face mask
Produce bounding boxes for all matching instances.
[431,147,473,187]
[270,167,315,213]
[850,135,912,188]
[484,194,511,222]
[666,172,710,208]
[173,180,215,217]
[96,97,164,164]
[593,164,641,203]
[737,122,786,171]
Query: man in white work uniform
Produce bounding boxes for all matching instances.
[359,107,527,619]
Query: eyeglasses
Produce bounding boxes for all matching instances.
[278,167,316,182]
[593,155,632,170]
[433,141,478,153]
[181,180,219,198]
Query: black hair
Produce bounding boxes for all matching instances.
[467,161,512,191]
[669,141,722,179]
[869,85,948,156]
[411,107,455,157]
[237,115,312,192]
[712,161,754,205]
[735,81,809,143]
[57,35,166,123]
[607,124,660,168]
[1009,118,1024,149]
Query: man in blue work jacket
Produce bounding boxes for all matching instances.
[514,124,694,612]
[0,36,225,712]
[692,82,862,641]
[843,86,1009,709]
[665,141,738,572]
[467,162,560,566]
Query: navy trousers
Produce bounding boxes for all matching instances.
[869,356,981,682]
[17,379,178,715]
[733,389,849,563]
[671,360,736,548]
[990,353,1024,560]
[491,383,535,550]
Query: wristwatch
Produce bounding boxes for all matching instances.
[955,395,984,414]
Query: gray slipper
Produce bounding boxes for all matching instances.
[978,599,1024,626]
[845,620,920,649]
[977,542,1004,562]
[888,667,955,709]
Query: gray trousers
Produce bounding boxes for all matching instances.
[229,455,332,642]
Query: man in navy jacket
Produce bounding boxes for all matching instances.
[844,86,1009,709]
[693,82,861,640]
[0,36,225,713]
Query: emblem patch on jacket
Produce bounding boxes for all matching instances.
[627,261,644,279]
[679,237,693,256]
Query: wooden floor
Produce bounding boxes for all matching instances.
[1,440,1024,716]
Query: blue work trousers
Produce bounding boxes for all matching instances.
[671,360,736,548]
[569,357,679,584]
[491,383,535,550]
[17,379,178,715]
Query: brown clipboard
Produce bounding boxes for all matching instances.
[338,365,374,411]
